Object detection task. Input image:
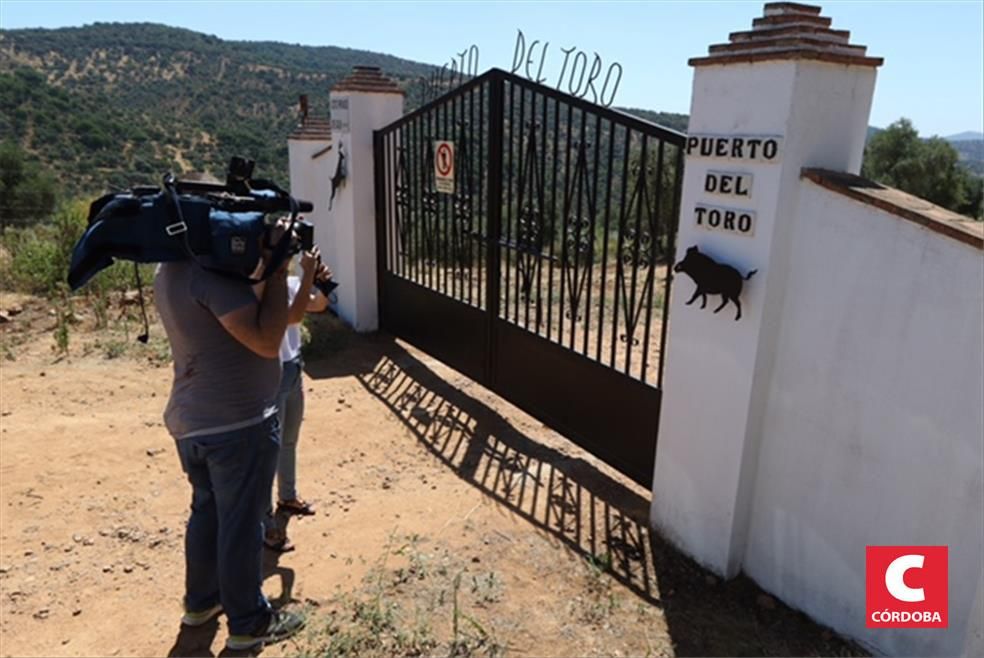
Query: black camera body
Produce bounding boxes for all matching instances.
[264,217,337,297]
[295,220,315,252]
[265,217,314,253]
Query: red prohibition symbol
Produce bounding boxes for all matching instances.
[436,143,454,177]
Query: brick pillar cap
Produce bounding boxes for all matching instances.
[690,2,883,68]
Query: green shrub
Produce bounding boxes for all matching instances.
[0,199,153,302]
[2,200,87,294]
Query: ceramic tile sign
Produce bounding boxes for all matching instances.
[685,134,782,236]
[685,134,783,163]
[704,170,753,200]
[694,202,756,237]
[434,141,455,194]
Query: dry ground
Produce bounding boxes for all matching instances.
[0,291,865,657]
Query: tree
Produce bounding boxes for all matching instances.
[862,118,983,219]
[0,141,58,231]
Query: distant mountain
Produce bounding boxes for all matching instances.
[945,131,984,142]
[949,139,984,175]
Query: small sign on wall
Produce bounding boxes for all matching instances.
[694,202,756,237]
[330,98,350,132]
[434,140,455,194]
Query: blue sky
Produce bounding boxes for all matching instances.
[1,1,981,137]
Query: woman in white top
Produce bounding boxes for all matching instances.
[264,247,330,552]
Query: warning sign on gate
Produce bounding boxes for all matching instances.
[434,140,454,194]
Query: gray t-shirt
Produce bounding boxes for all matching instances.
[154,262,281,439]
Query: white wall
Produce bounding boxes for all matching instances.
[327,90,403,331]
[742,182,984,656]
[652,59,878,577]
[650,45,981,657]
[287,137,335,269]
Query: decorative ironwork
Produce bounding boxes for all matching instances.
[394,145,412,254]
[560,139,596,323]
[514,119,545,300]
[615,144,666,352]
[420,136,439,266]
[450,118,476,275]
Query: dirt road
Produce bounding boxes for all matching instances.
[0,295,863,657]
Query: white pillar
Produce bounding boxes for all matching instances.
[326,67,404,332]
[287,100,333,258]
[651,1,882,577]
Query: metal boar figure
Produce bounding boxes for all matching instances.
[673,245,757,321]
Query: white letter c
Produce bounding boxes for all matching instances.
[885,554,925,602]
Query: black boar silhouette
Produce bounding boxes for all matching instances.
[329,142,347,211]
[673,245,757,321]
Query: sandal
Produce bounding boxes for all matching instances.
[278,498,315,516]
[263,528,295,553]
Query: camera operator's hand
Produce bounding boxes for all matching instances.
[288,245,321,324]
[300,245,321,281]
[315,262,332,283]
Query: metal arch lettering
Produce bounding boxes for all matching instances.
[510,28,623,107]
[419,44,481,104]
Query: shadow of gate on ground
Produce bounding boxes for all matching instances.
[308,334,867,656]
[358,341,658,601]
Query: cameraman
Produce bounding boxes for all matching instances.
[154,217,303,652]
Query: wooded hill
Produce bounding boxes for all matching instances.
[0,23,437,195]
[0,23,978,201]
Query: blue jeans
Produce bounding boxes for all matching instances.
[275,356,304,503]
[176,414,280,635]
[265,358,304,529]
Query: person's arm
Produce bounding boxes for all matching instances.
[288,247,320,325]
[211,219,292,358]
[216,268,289,358]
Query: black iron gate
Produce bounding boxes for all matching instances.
[374,68,684,487]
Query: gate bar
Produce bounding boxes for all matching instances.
[485,76,505,386]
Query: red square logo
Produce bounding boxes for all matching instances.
[866,546,947,628]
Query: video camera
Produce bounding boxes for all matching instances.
[68,157,336,297]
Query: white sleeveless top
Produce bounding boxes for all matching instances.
[279,276,303,363]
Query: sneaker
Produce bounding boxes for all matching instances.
[225,609,305,651]
[181,603,223,627]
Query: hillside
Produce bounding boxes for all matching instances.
[1,23,980,200]
[0,23,437,195]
